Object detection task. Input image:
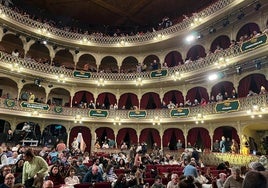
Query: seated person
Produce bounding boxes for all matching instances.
[82,165,103,183]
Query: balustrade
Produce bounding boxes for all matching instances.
[0,0,234,46]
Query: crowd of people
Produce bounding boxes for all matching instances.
[0,137,267,188]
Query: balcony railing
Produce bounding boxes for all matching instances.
[0,44,246,83]
[0,0,235,46]
[0,94,266,122]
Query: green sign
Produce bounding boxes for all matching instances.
[241,34,267,52]
[150,69,168,78]
[73,71,91,78]
[5,99,15,107]
[89,110,108,118]
[215,100,240,113]
[20,101,50,110]
[170,108,190,118]
[54,106,63,113]
[128,110,147,118]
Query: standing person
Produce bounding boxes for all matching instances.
[22,149,48,187]
[0,148,8,169]
[220,136,227,153]
[223,167,244,188]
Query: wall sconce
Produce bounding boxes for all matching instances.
[153,34,164,40]
[194,113,206,124]
[171,72,182,81]
[151,116,162,125]
[247,105,265,118]
[135,77,143,86]
[29,110,40,117]
[215,57,230,68]
[95,78,106,86]
[9,63,23,72]
[113,117,122,125]
[56,74,66,83]
[74,115,83,123]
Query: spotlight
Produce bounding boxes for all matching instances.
[48,84,53,88]
[34,79,41,87]
[75,49,79,54]
[255,3,262,11]
[237,11,245,20]
[186,34,195,42]
[3,28,8,33]
[236,67,242,75]
[222,19,229,27]
[255,60,262,70]
[209,27,216,34]
[42,40,47,45]
[21,79,26,83]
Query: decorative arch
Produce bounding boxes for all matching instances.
[238,73,268,97]
[48,87,70,106]
[236,22,261,41]
[143,55,160,71]
[14,122,41,144]
[164,51,183,67]
[116,128,137,148]
[0,119,11,143]
[99,56,118,73]
[42,124,67,146]
[21,84,46,102]
[187,127,211,149]
[70,126,91,152]
[211,81,234,98]
[28,42,50,61]
[210,35,231,52]
[54,49,75,69]
[186,45,206,61]
[95,127,115,145]
[118,93,139,109]
[0,77,18,100]
[0,33,24,55]
[121,56,139,73]
[96,92,117,109]
[140,92,161,109]
[163,128,185,149]
[72,91,94,107]
[163,90,184,105]
[139,128,160,149]
[77,54,97,72]
[186,87,209,104]
[213,126,239,145]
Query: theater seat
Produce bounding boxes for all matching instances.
[93,182,111,188]
[74,183,93,188]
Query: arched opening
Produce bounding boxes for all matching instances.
[0,34,24,56]
[187,127,211,150]
[95,127,115,147]
[48,87,70,106]
[72,91,94,107]
[99,56,118,73]
[14,122,41,145]
[186,45,206,61]
[164,51,183,67]
[54,49,75,69]
[163,128,185,150]
[186,87,209,104]
[0,119,11,143]
[121,56,139,73]
[210,35,231,52]
[42,124,67,147]
[70,126,91,152]
[118,93,139,110]
[139,128,161,149]
[236,22,261,42]
[77,54,97,72]
[0,77,18,100]
[96,92,117,109]
[140,92,161,109]
[27,42,50,63]
[163,90,184,106]
[116,128,137,148]
[143,55,160,71]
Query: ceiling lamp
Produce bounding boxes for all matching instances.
[247,105,265,118]
[9,63,23,72]
[56,74,66,83]
[135,77,143,86]
[214,57,230,68]
[74,115,83,123]
[95,78,106,86]
[194,113,206,124]
[113,117,122,125]
[172,72,182,81]
[151,116,162,125]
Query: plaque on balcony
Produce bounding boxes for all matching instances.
[150,69,168,78]
[241,34,267,52]
[89,110,108,118]
[5,99,15,107]
[54,106,63,113]
[20,101,50,110]
[170,108,190,118]
[73,71,91,78]
[128,110,147,118]
[215,100,240,113]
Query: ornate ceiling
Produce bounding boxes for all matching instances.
[13,0,214,32]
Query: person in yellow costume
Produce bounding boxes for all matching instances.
[28,92,35,103]
[241,135,250,155]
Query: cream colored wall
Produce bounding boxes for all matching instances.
[0,85,18,99]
